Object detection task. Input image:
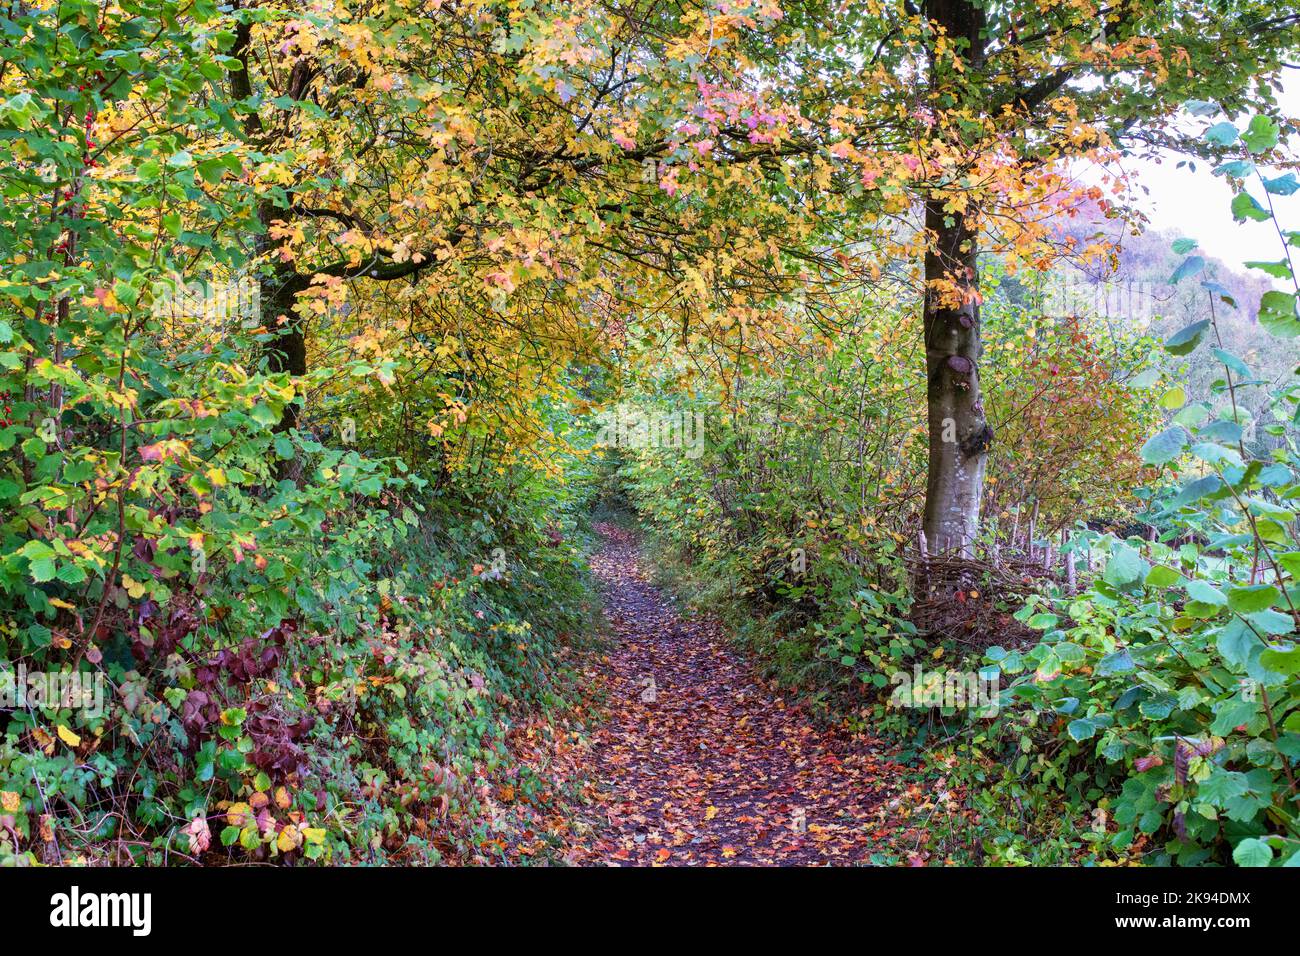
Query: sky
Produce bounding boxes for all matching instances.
[1103,73,1300,271]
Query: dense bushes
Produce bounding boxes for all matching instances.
[0,379,598,865]
[953,115,1300,867]
[0,1,601,865]
[0,351,599,864]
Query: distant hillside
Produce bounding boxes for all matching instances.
[995,203,1296,453]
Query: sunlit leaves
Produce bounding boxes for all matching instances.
[1226,585,1280,614]
[1233,838,1273,867]
[1258,290,1300,339]
[1240,114,1280,155]
[1104,543,1148,586]
[1230,191,1270,222]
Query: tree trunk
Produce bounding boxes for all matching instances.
[921,198,992,557]
[262,272,307,484]
[921,0,992,558]
[262,271,307,428]
[232,20,307,443]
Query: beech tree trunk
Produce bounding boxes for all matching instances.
[921,0,991,558]
[922,203,991,557]
[262,272,307,432]
[232,20,307,444]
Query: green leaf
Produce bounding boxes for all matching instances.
[55,563,88,585]
[1232,837,1272,867]
[1187,580,1227,606]
[1241,114,1279,155]
[1246,609,1294,636]
[1169,256,1204,284]
[1200,767,1249,805]
[1067,719,1096,741]
[1191,442,1241,467]
[1243,260,1292,279]
[1227,584,1279,614]
[1263,172,1299,196]
[198,158,227,185]
[1210,348,1250,378]
[249,403,281,426]
[1258,290,1299,339]
[1104,545,1147,586]
[1198,420,1242,444]
[1217,619,1260,668]
[1213,160,1254,178]
[1159,385,1186,409]
[1259,646,1300,675]
[1163,319,1209,356]
[1144,565,1182,588]
[1258,463,1292,487]
[1169,474,1224,508]
[1230,191,1270,223]
[0,91,40,130]
[1097,649,1136,676]
[1200,280,1237,308]
[1204,121,1239,147]
[1140,425,1188,466]
[1211,699,1257,735]
[29,557,56,583]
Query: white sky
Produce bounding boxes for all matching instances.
[1106,73,1300,269]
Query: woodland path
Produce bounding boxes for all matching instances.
[570,523,907,866]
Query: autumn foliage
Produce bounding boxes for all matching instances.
[1,0,1298,869]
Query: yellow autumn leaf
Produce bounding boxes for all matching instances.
[226,802,253,828]
[0,790,20,813]
[277,824,302,852]
[57,725,81,748]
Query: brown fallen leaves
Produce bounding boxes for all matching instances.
[563,524,908,866]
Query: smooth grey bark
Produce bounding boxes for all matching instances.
[921,0,992,558]
[921,201,992,557]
